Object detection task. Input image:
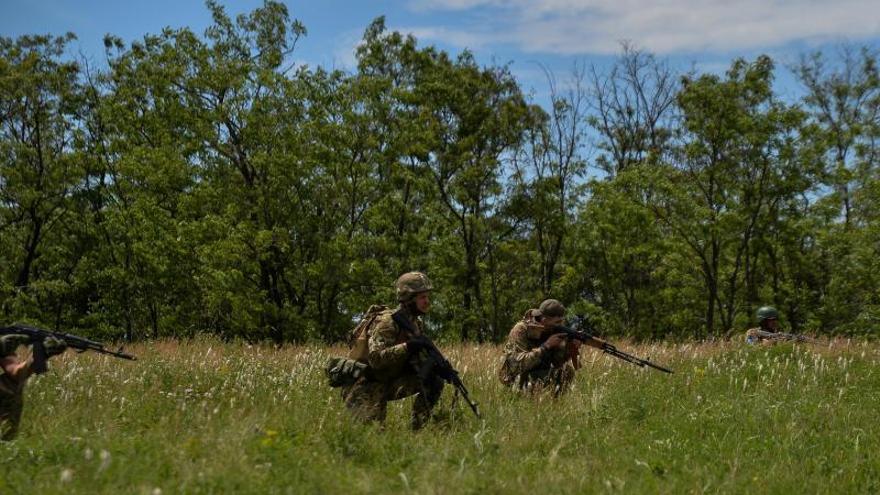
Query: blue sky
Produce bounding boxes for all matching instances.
[2,0,879,102]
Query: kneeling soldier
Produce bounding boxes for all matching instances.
[342,272,444,429]
[498,299,581,397]
[745,306,815,345]
[0,334,66,440]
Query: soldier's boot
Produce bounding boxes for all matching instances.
[0,414,20,441]
[411,375,444,430]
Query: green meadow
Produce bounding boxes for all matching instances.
[1,339,878,494]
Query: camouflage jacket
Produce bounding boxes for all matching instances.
[498,311,569,386]
[367,305,424,382]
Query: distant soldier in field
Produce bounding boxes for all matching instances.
[498,299,581,397]
[745,306,816,345]
[340,272,444,429]
[0,334,66,440]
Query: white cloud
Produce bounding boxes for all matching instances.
[405,0,880,55]
[399,26,501,50]
[408,0,511,11]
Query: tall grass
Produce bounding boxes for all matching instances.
[1,338,877,494]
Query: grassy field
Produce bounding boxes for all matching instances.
[1,338,878,494]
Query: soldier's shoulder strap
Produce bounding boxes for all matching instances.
[391,308,417,336]
[347,304,390,347]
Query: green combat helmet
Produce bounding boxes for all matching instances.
[395,271,434,302]
[756,306,779,322]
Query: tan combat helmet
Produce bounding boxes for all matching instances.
[395,271,434,302]
[538,299,566,318]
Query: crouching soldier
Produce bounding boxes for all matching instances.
[0,334,66,440]
[745,306,816,345]
[498,299,581,397]
[336,272,444,429]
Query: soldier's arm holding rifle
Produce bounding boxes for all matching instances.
[0,333,68,377]
[0,351,33,382]
[748,328,818,344]
[505,323,563,374]
[392,311,481,418]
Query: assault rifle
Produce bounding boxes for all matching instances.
[552,316,673,374]
[1,323,136,374]
[748,329,818,344]
[391,311,481,418]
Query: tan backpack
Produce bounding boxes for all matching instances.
[347,304,389,363]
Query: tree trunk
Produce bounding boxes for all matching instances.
[15,215,44,289]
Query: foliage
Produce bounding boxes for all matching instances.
[1,3,879,341]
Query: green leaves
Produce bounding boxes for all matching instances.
[1,10,878,341]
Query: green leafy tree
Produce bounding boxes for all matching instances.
[655,56,812,337]
[510,64,590,298]
[0,33,84,325]
[412,48,532,340]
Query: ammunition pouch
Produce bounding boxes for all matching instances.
[324,357,370,388]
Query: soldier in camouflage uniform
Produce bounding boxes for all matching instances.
[498,299,581,397]
[342,272,444,429]
[745,306,815,345]
[745,306,781,345]
[0,334,66,440]
[746,306,791,345]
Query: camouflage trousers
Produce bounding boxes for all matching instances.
[0,378,24,441]
[342,373,444,429]
[512,363,576,398]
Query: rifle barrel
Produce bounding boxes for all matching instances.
[555,326,673,374]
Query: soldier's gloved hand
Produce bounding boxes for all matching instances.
[42,337,67,357]
[406,335,432,356]
[541,333,567,351]
[0,334,31,357]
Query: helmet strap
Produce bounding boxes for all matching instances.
[404,299,425,317]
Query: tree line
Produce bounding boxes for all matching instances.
[1,2,878,342]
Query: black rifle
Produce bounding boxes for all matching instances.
[552,316,673,374]
[392,311,481,418]
[1,323,136,374]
